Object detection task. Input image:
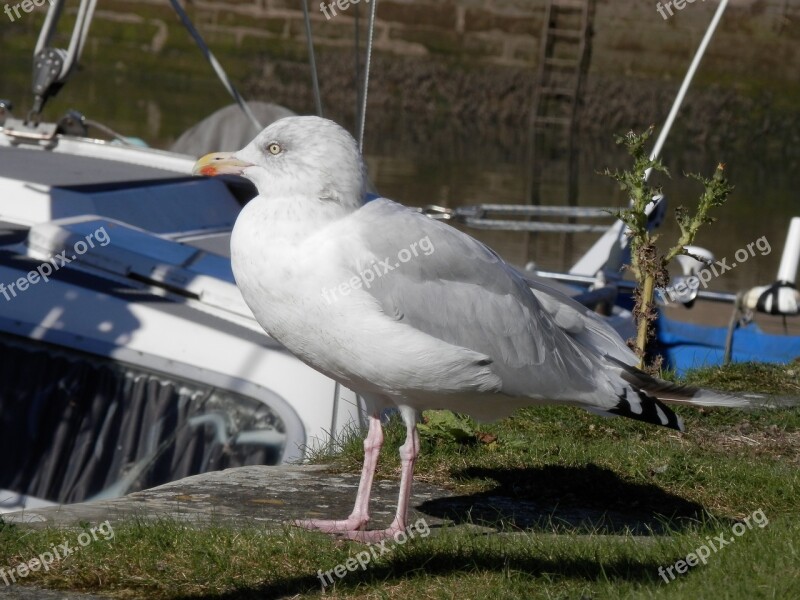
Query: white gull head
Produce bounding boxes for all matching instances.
[195,116,368,213]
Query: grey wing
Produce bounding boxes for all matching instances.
[515,270,639,366]
[349,199,605,399]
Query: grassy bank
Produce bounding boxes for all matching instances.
[1,362,798,599]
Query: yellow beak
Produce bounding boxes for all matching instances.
[192,152,253,176]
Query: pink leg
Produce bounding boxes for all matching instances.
[344,408,420,543]
[293,413,383,533]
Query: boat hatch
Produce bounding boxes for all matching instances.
[26,215,252,318]
[2,173,241,233]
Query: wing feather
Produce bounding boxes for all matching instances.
[342,199,602,399]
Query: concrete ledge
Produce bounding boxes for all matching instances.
[1,465,454,531]
[0,587,111,600]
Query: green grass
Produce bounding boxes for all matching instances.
[1,362,798,598]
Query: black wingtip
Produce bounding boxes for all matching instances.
[609,388,685,432]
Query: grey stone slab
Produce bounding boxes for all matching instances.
[1,465,455,531]
[0,586,111,599]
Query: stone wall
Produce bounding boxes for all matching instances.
[179,0,800,76]
[3,0,798,153]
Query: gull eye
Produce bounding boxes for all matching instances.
[267,143,282,156]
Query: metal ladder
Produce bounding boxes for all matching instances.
[525,0,595,268]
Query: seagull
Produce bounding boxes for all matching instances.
[193,116,757,542]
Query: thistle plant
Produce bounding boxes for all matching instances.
[604,127,733,372]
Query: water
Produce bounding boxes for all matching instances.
[371,130,799,301]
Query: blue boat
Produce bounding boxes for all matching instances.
[657,315,800,376]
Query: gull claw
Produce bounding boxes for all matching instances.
[292,516,408,543]
[295,516,408,543]
[337,526,405,543]
[292,517,369,534]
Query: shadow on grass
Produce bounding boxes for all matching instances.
[417,464,711,534]
[175,551,669,599]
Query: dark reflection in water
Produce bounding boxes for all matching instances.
[371,131,799,298]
